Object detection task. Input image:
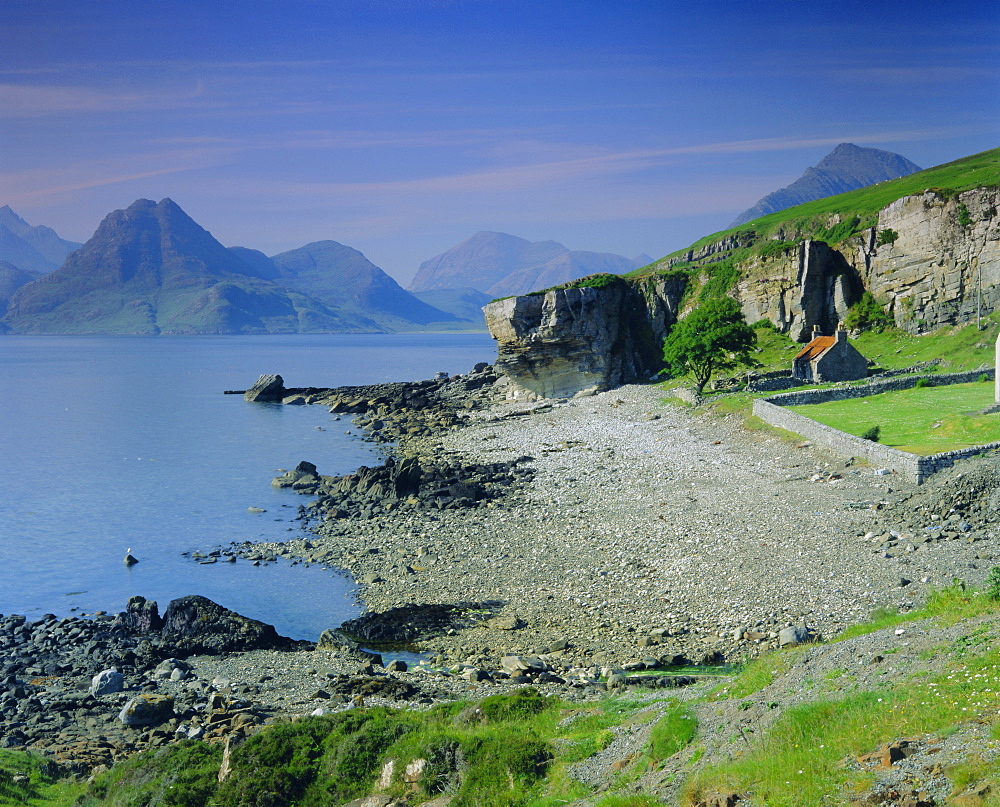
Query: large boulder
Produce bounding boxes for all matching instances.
[118,694,174,726]
[160,595,303,654]
[90,668,125,696]
[244,374,286,402]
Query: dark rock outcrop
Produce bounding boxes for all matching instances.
[244,373,286,402]
[340,603,499,645]
[113,595,163,633]
[159,595,302,655]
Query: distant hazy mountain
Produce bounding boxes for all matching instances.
[0,261,41,317]
[731,143,922,227]
[411,287,492,326]
[3,198,372,334]
[269,241,459,330]
[409,231,645,298]
[0,206,81,274]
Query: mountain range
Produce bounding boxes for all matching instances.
[0,205,81,274]
[0,143,923,334]
[730,143,922,226]
[2,199,462,335]
[409,230,652,298]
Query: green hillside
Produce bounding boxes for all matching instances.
[632,146,1000,274]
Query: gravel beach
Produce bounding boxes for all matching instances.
[276,382,1000,671]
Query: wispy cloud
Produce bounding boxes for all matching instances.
[0,147,236,204]
[242,130,962,200]
[832,66,1000,85]
[0,82,207,117]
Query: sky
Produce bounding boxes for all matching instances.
[2,0,998,286]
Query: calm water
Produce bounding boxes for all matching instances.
[0,333,495,640]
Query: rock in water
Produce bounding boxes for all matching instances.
[243,373,285,402]
[123,553,139,566]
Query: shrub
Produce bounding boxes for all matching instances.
[979,373,990,383]
[986,567,1000,601]
[958,202,973,228]
[876,228,899,246]
[861,425,881,442]
[478,688,556,722]
[843,291,892,332]
[752,318,777,330]
[915,378,931,388]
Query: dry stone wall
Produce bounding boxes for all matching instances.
[752,368,997,483]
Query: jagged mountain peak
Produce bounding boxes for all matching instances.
[731,143,922,227]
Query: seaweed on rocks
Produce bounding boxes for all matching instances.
[338,601,505,646]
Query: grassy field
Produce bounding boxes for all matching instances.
[788,380,999,454]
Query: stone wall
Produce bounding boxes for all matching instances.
[752,368,997,484]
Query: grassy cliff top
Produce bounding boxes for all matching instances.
[631,145,1000,274]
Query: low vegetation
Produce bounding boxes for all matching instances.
[18,580,1000,805]
[686,582,1000,806]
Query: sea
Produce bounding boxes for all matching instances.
[0,333,495,641]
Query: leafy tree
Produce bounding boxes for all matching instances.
[662,297,757,394]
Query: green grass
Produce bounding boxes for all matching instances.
[0,750,88,806]
[853,314,1000,371]
[65,689,700,807]
[684,642,1000,806]
[648,702,698,761]
[708,650,805,701]
[788,380,999,454]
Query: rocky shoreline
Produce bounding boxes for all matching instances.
[5,363,1000,780]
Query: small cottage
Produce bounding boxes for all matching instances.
[792,325,868,383]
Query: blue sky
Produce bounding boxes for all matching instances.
[2,0,998,285]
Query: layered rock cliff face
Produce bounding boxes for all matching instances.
[485,187,999,399]
[484,276,685,399]
[735,240,864,342]
[864,188,1000,331]
[733,188,1000,336]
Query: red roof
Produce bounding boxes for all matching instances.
[793,335,835,362]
